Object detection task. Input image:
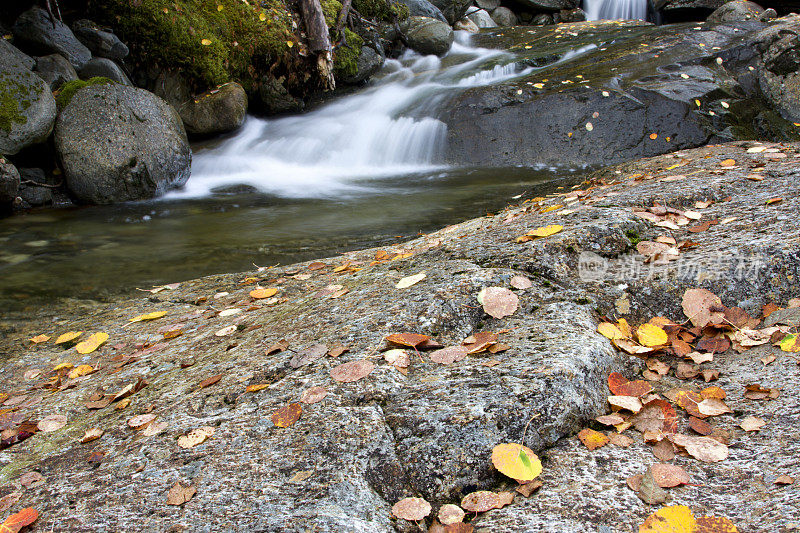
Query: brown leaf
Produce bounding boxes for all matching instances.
[671,434,729,462]
[198,374,222,389]
[328,344,349,358]
[509,276,532,290]
[650,463,690,488]
[651,440,675,461]
[300,386,328,404]
[682,289,725,328]
[385,333,430,348]
[265,339,289,355]
[166,482,196,506]
[177,426,215,448]
[479,287,519,319]
[18,472,44,489]
[608,433,634,447]
[607,372,653,397]
[391,497,431,521]
[290,344,328,368]
[739,416,765,432]
[37,414,67,433]
[330,360,375,383]
[689,416,713,435]
[0,507,38,533]
[271,403,302,428]
[81,428,104,443]
[775,475,794,485]
[463,331,499,354]
[127,414,157,430]
[515,479,543,497]
[577,428,609,450]
[460,491,502,513]
[429,346,471,365]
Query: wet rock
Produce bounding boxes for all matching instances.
[491,6,519,26]
[395,0,448,22]
[531,12,554,24]
[179,82,248,137]
[0,41,57,156]
[402,16,454,57]
[55,84,190,204]
[72,19,129,60]
[79,58,131,86]
[756,15,800,122]
[560,7,587,22]
[467,7,499,28]
[339,46,385,85]
[11,7,92,70]
[517,0,578,11]
[0,39,35,71]
[34,53,78,91]
[0,157,20,205]
[707,0,765,23]
[654,0,725,10]
[16,168,55,208]
[258,75,304,115]
[454,17,480,32]
[429,0,473,24]
[476,0,501,11]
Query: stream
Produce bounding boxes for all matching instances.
[0,33,593,315]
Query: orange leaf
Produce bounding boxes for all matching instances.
[719,159,736,167]
[0,508,38,533]
[577,428,609,450]
[250,288,278,299]
[271,403,302,428]
[385,333,430,348]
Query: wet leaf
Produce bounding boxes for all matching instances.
[37,414,67,432]
[271,403,302,428]
[578,428,609,450]
[250,288,278,299]
[637,324,668,347]
[330,360,375,383]
[491,443,542,482]
[166,482,196,506]
[396,272,426,289]
[75,332,109,354]
[129,311,167,323]
[0,507,38,533]
[55,331,82,344]
[177,426,215,448]
[391,497,431,521]
[477,287,519,319]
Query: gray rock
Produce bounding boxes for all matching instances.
[757,17,800,122]
[0,157,20,204]
[0,44,57,156]
[516,0,578,11]
[531,13,554,24]
[17,168,54,207]
[764,307,800,327]
[428,0,473,24]
[34,53,78,90]
[340,46,385,84]
[79,57,131,86]
[707,0,765,23]
[560,7,587,22]
[654,0,724,10]
[454,17,481,32]
[761,7,777,20]
[491,6,519,26]
[55,84,190,204]
[72,19,129,60]
[0,39,35,71]
[476,0,501,10]
[11,7,92,70]
[395,0,448,22]
[403,16,454,56]
[179,82,248,136]
[258,75,303,115]
[467,8,500,28]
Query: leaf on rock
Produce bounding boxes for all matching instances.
[271,403,302,428]
[430,346,471,364]
[385,333,430,348]
[300,386,328,404]
[75,332,109,354]
[695,516,739,533]
[129,311,167,323]
[460,491,505,513]
[438,504,465,525]
[477,287,519,319]
[177,426,215,448]
[396,272,426,289]
[68,365,94,379]
[127,414,157,430]
[529,224,563,238]
[245,383,269,393]
[142,421,168,437]
[55,331,82,344]
[778,334,800,353]
[265,339,289,355]
[391,497,431,521]
[250,288,278,299]
[696,398,731,417]
[37,414,67,433]
[166,482,196,506]
[290,344,328,368]
[330,360,375,383]
[509,276,532,289]
[608,372,653,397]
[637,324,668,347]
[0,507,38,533]
[682,289,725,328]
[198,374,223,389]
[775,475,794,485]
[214,325,237,337]
[739,416,765,432]
[578,428,609,450]
[515,479,543,497]
[650,464,690,488]
[640,505,697,533]
[80,428,104,443]
[671,434,729,463]
[608,395,643,413]
[598,322,625,340]
[29,335,50,344]
[491,443,542,482]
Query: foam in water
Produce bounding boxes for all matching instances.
[583,0,647,20]
[170,33,584,199]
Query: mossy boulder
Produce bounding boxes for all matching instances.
[0,41,57,156]
[55,77,115,110]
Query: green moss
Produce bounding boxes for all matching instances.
[88,0,295,91]
[0,75,32,134]
[334,29,363,78]
[353,0,407,22]
[56,77,115,110]
[624,229,642,246]
[322,0,343,27]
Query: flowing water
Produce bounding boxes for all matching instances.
[583,0,648,21]
[0,33,591,315]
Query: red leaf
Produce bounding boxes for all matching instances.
[0,508,38,533]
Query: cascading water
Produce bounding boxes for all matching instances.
[583,0,648,21]
[177,33,537,199]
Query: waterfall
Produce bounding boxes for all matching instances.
[583,0,648,21]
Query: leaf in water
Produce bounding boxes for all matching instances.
[129,311,167,323]
[491,443,541,482]
[75,332,109,354]
[271,403,302,428]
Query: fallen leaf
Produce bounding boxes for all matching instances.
[460,491,507,513]
[598,322,625,340]
[18,472,44,489]
[288,470,314,483]
[578,428,609,450]
[177,426,214,448]
[330,360,375,382]
[438,504,465,525]
[290,344,328,368]
[491,443,542,482]
[509,276,532,289]
[250,288,278,299]
[214,325,237,337]
[37,414,67,432]
[385,333,430,348]
[689,416,713,435]
[200,38,212,45]
[640,505,697,533]
[265,339,289,355]
[127,414,157,430]
[300,386,328,404]
[430,346,471,364]
[671,434,729,462]
[478,287,519,319]
[396,272,426,289]
[650,464,690,488]
[245,383,269,393]
[0,507,38,533]
[271,403,302,428]
[775,475,794,485]
[129,311,167,323]
[528,224,563,238]
[608,372,653,397]
[682,289,724,328]
[391,497,431,521]
[515,479,543,497]
[75,332,109,354]
[697,398,731,417]
[68,364,94,379]
[198,374,222,389]
[55,331,82,344]
[696,515,739,532]
[608,395,643,413]
[166,482,196,506]
[81,428,104,443]
[637,324,668,347]
[739,416,765,432]
[29,335,50,344]
[719,159,736,167]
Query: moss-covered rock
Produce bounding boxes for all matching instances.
[56,77,115,110]
[353,0,409,22]
[334,29,365,78]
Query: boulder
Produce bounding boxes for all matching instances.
[339,46,386,85]
[757,16,800,122]
[11,7,92,70]
[0,39,35,71]
[55,84,190,204]
[0,42,57,156]
[0,157,20,205]
[395,0,448,22]
[79,57,131,86]
[17,168,53,207]
[476,0,501,11]
[34,54,78,90]
[179,82,248,136]
[491,6,519,25]
[707,0,765,22]
[531,13,555,24]
[258,75,303,115]
[428,0,473,24]
[403,16,454,56]
[516,0,578,11]
[454,17,481,32]
[560,7,587,21]
[72,19,129,60]
[467,8,500,28]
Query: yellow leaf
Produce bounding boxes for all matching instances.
[637,323,668,347]
[246,383,269,392]
[250,288,278,299]
[217,4,224,10]
[129,311,167,323]
[55,331,82,344]
[259,12,266,21]
[640,505,697,533]
[75,332,109,354]
[649,133,658,140]
[527,224,563,238]
[53,362,73,371]
[491,443,542,482]
[201,38,212,46]
[29,334,50,344]
[286,41,294,48]
[779,334,800,353]
[719,159,736,167]
[68,364,94,379]
[597,322,625,340]
[540,204,562,213]
[617,318,632,338]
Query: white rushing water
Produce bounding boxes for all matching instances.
[583,0,648,21]
[174,33,536,199]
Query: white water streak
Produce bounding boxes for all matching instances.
[584,0,647,21]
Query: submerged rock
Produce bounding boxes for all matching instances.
[55,84,190,204]
[11,7,92,70]
[403,16,454,56]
